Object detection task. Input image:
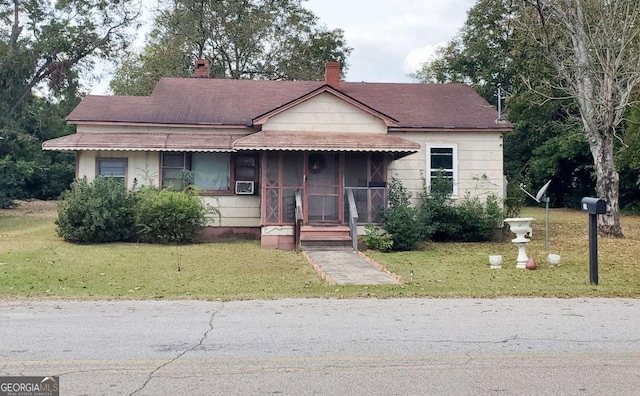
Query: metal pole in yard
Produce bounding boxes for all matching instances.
[545,196,550,251]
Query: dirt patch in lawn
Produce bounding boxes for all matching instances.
[0,200,58,218]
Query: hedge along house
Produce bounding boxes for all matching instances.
[43,61,511,250]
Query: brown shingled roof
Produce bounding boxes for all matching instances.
[66,78,510,130]
[342,83,505,129]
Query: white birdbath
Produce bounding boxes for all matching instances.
[504,217,535,269]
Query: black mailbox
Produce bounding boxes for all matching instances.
[581,197,607,215]
[581,197,606,285]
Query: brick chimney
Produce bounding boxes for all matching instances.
[325,61,341,89]
[194,59,210,78]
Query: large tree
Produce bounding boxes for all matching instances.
[1,0,140,114]
[416,0,640,236]
[522,0,640,237]
[413,0,591,207]
[0,0,141,206]
[110,0,352,95]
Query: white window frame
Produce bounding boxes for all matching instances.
[425,144,458,197]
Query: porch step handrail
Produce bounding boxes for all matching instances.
[294,189,303,253]
[346,188,359,251]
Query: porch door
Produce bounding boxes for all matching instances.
[305,152,341,223]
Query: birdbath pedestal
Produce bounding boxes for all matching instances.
[504,217,535,269]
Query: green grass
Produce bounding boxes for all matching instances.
[0,210,327,299]
[367,207,640,298]
[1,204,640,300]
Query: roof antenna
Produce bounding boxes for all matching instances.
[495,84,505,124]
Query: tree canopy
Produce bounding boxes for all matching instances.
[415,0,640,236]
[110,0,352,95]
[0,0,141,206]
[1,0,140,114]
[412,0,515,104]
[522,0,640,237]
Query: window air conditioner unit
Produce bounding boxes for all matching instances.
[235,181,255,195]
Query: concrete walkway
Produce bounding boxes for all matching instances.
[302,250,401,285]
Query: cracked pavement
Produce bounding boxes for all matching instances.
[1,298,640,395]
[129,302,224,396]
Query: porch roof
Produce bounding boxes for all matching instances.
[42,131,421,155]
[42,133,245,152]
[232,131,421,154]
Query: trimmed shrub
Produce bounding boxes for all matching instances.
[134,187,206,244]
[454,193,503,242]
[56,177,136,243]
[416,174,455,242]
[417,173,504,242]
[382,178,419,251]
[362,224,393,252]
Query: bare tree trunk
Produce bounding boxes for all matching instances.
[589,130,623,237]
[522,0,640,237]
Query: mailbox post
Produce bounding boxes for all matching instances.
[580,197,607,285]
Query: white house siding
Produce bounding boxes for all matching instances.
[78,150,160,189]
[388,131,504,202]
[262,92,387,133]
[202,196,260,227]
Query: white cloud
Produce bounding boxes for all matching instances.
[403,41,447,75]
[304,0,474,83]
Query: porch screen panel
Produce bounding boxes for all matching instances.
[370,188,386,223]
[308,196,338,222]
[283,153,304,223]
[344,153,386,224]
[307,153,338,222]
[345,155,368,187]
[264,152,280,224]
[266,152,279,187]
[282,152,303,187]
[265,188,279,224]
[369,154,386,223]
[344,188,368,224]
[370,153,384,182]
[282,189,297,223]
[263,152,303,225]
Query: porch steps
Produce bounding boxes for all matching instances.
[300,225,352,251]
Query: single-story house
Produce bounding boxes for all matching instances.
[43,61,511,250]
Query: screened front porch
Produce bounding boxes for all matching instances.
[260,151,389,226]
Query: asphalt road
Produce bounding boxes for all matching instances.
[1,298,639,395]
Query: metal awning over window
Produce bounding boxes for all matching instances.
[43,130,421,157]
[233,131,420,156]
[42,133,245,152]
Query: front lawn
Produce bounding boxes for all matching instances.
[1,202,639,299]
[368,207,640,298]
